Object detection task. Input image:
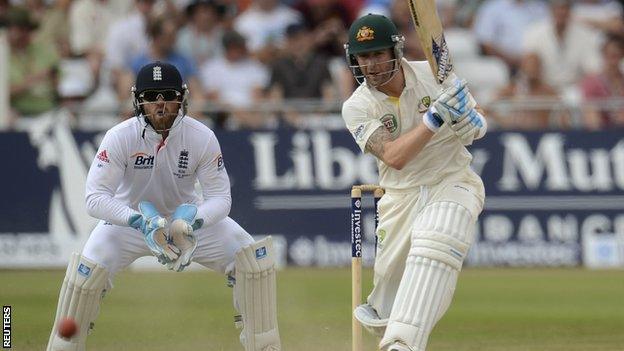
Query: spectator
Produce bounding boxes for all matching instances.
[123,16,205,118]
[268,23,334,100]
[455,0,486,28]
[581,35,624,130]
[389,0,413,33]
[523,0,602,92]
[176,0,224,67]
[494,53,561,130]
[294,0,351,58]
[388,0,424,61]
[24,0,71,57]
[233,0,301,62]
[473,0,549,74]
[0,0,8,26]
[68,0,118,99]
[267,23,335,125]
[199,30,270,128]
[105,0,157,101]
[573,0,624,36]
[7,6,60,122]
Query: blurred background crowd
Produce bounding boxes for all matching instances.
[1,0,624,131]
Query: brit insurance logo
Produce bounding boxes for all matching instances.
[380,113,399,138]
[131,152,154,169]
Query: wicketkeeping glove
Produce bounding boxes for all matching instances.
[167,204,203,272]
[128,201,180,265]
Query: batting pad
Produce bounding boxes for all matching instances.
[234,236,281,351]
[47,253,109,351]
[380,201,475,351]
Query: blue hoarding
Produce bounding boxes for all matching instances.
[1,123,623,267]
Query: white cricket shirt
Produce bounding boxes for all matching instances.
[342,59,474,191]
[85,116,231,228]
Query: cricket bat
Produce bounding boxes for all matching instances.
[406,0,453,85]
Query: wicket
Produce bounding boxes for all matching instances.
[350,184,384,351]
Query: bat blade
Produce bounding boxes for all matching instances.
[406,0,453,85]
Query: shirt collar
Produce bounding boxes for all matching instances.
[401,58,419,91]
[366,58,417,101]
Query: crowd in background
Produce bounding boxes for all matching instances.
[2,0,624,130]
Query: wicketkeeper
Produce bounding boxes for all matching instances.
[342,14,487,351]
[46,62,280,351]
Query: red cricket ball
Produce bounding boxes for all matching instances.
[58,318,78,339]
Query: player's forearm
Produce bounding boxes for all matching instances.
[382,124,434,170]
[196,195,231,228]
[85,193,139,226]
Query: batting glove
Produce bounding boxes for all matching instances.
[449,108,487,145]
[167,204,202,272]
[128,201,180,265]
[423,79,473,132]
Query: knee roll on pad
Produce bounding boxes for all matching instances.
[234,236,281,351]
[380,201,476,351]
[47,253,109,351]
[410,201,474,270]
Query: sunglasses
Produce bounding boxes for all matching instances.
[139,89,181,102]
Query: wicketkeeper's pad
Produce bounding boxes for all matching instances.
[234,236,281,351]
[47,253,109,351]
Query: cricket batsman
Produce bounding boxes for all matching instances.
[342,14,486,351]
[46,62,280,351]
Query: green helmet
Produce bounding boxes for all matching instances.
[346,14,400,55]
[344,14,405,86]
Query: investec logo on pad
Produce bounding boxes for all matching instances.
[131,152,154,169]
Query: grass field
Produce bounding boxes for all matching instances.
[3,268,624,351]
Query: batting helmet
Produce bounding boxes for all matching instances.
[344,14,405,86]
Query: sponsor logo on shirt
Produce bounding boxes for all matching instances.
[131,152,154,169]
[96,150,110,163]
[377,229,387,249]
[380,113,399,137]
[418,96,431,113]
[353,124,366,141]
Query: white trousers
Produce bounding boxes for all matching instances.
[369,169,485,318]
[82,216,254,277]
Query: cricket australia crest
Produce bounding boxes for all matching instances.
[356,26,375,42]
[380,114,399,137]
[418,96,431,113]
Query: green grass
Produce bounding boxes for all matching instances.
[2,268,624,350]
